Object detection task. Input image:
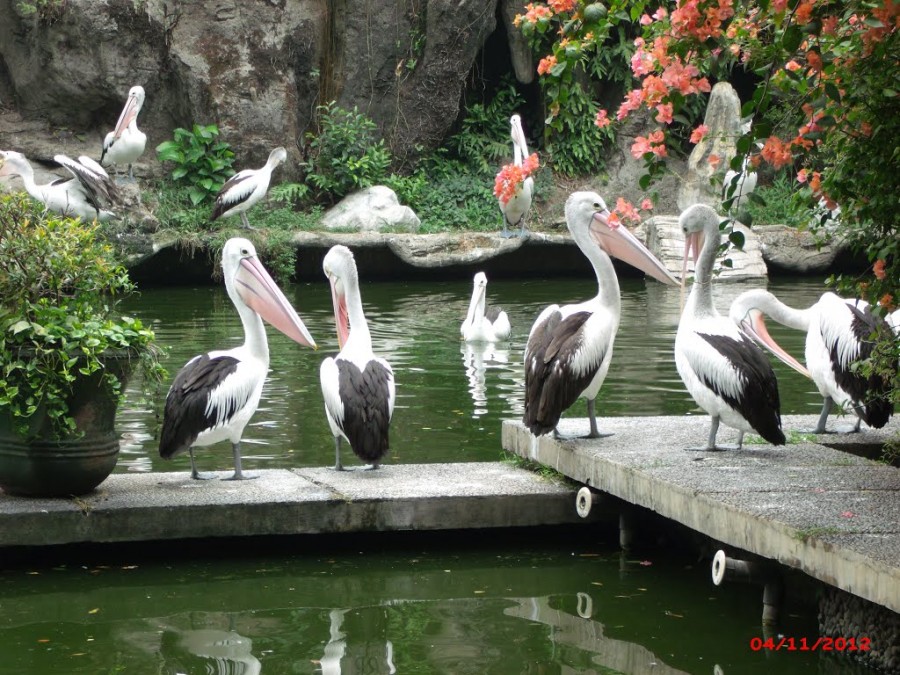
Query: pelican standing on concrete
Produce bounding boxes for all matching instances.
[499,114,534,238]
[675,204,804,450]
[523,191,679,438]
[100,85,147,182]
[159,238,317,480]
[0,150,119,221]
[320,245,396,470]
[211,147,287,230]
[729,289,895,433]
[461,272,511,343]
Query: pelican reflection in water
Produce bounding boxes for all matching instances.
[461,341,510,418]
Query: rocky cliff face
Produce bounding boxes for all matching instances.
[0,0,499,172]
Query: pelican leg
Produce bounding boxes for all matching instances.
[223,441,257,481]
[363,462,380,471]
[239,212,256,230]
[805,397,833,434]
[735,430,745,450]
[552,400,612,440]
[127,164,136,183]
[189,447,214,481]
[687,416,727,452]
[517,221,529,238]
[333,437,344,471]
[500,222,515,239]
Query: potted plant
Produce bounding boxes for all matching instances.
[0,192,164,497]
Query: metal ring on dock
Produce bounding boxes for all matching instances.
[576,486,593,518]
[576,591,593,618]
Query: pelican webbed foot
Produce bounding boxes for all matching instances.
[188,448,215,480]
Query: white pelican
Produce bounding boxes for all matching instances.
[722,154,757,214]
[0,150,119,221]
[159,237,317,480]
[211,147,287,229]
[320,245,396,470]
[500,114,534,238]
[729,289,895,433]
[100,85,146,182]
[461,272,511,343]
[523,191,679,438]
[675,204,804,450]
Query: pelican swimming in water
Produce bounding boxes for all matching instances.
[729,289,895,433]
[211,147,287,229]
[499,114,534,238]
[100,85,147,182]
[523,191,679,438]
[0,150,119,221]
[675,204,807,450]
[159,238,317,480]
[320,245,396,470]
[461,272,511,343]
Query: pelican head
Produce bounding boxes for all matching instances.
[510,114,529,158]
[112,86,145,138]
[0,150,29,178]
[268,147,288,168]
[222,237,316,349]
[323,244,359,349]
[729,290,812,378]
[567,191,679,286]
[680,203,720,265]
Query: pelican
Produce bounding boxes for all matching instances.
[499,114,533,238]
[523,191,679,438]
[675,204,805,450]
[320,245,396,470]
[729,289,895,433]
[461,272,511,343]
[722,154,757,214]
[0,150,118,221]
[100,85,146,182]
[211,147,287,230]
[159,237,317,480]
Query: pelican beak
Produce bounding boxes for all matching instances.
[113,93,139,138]
[739,309,811,378]
[329,277,350,350]
[511,118,528,156]
[680,229,704,298]
[590,210,680,286]
[235,256,317,349]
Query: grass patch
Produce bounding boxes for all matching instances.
[793,526,843,542]
[502,452,570,483]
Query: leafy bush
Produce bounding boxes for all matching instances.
[303,102,391,203]
[156,124,235,206]
[0,194,163,437]
[544,84,610,177]
[745,173,808,228]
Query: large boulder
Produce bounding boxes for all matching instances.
[0,0,498,173]
[678,82,743,211]
[321,186,420,233]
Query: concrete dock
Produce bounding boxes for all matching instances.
[502,414,900,616]
[0,462,592,548]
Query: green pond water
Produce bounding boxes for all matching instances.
[115,276,830,475]
[1,276,882,674]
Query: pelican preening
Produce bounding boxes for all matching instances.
[523,192,679,438]
[320,245,396,471]
[461,272,511,343]
[499,114,534,239]
[0,150,119,221]
[100,85,147,182]
[211,146,287,230]
[730,289,895,434]
[159,238,317,480]
[675,204,802,451]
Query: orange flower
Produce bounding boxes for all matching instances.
[880,294,895,311]
[494,153,540,206]
[537,55,558,76]
[708,154,721,169]
[690,124,709,143]
[595,109,611,129]
[873,259,887,280]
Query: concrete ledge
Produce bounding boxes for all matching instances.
[501,414,900,614]
[0,462,596,548]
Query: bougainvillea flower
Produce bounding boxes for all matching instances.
[494,153,540,206]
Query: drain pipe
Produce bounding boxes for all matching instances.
[712,550,783,628]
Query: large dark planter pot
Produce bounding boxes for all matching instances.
[0,353,134,498]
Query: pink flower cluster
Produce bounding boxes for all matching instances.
[631,131,667,159]
[494,153,540,206]
[671,0,735,41]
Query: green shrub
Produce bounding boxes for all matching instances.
[745,173,808,228]
[0,194,163,437]
[156,124,235,206]
[303,102,391,203]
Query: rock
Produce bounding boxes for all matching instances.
[678,82,743,211]
[642,215,768,280]
[754,224,849,274]
[500,0,534,84]
[321,186,420,233]
[387,232,525,268]
[0,0,497,172]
